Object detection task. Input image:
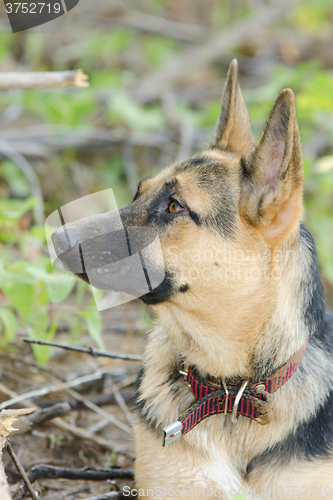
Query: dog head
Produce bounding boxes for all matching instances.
[52,60,303,322]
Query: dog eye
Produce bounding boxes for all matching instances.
[168,200,184,214]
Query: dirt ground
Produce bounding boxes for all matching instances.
[1,299,148,499]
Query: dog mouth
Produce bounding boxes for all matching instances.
[140,272,175,304]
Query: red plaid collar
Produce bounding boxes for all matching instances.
[163,340,308,446]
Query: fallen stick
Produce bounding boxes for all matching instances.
[14,464,134,498]
[0,386,132,456]
[23,338,143,361]
[26,464,134,483]
[0,370,131,433]
[5,439,38,500]
[0,369,108,410]
[64,387,132,434]
[0,70,89,90]
[0,408,35,500]
[12,402,72,434]
[83,493,121,500]
[12,392,135,435]
[111,383,133,425]
[52,417,133,456]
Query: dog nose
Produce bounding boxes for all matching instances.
[52,228,72,256]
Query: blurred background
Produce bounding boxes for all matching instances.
[1,1,333,496]
[0,0,333,358]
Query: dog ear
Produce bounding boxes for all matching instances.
[213,59,254,155]
[240,89,303,246]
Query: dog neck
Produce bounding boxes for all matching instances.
[155,224,324,381]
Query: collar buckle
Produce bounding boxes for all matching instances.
[163,421,183,446]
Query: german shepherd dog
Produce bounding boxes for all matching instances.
[52,60,333,499]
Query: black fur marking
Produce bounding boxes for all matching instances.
[133,177,151,201]
[189,210,201,225]
[144,180,184,227]
[179,284,189,293]
[247,232,333,473]
[300,224,325,336]
[175,157,237,238]
[140,271,175,305]
[135,362,183,434]
[247,387,333,476]
[174,156,209,171]
[251,224,326,383]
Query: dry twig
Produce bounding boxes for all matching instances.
[12,402,72,434]
[27,464,133,483]
[0,370,131,432]
[0,369,108,410]
[0,70,89,90]
[64,387,132,434]
[14,464,133,499]
[23,338,143,361]
[0,373,133,455]
[83,493,121,500]
[5,440,38,500]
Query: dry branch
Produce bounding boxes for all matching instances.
[111,383,133,425]
[131,0,303,103]
[15,464,133,499]
[0,369,108,410]
[23,338,143,361]
[0,408,36,500]
[83,493,121,500]
[12,392,134,435]
[64,387,132,434]
[27,464,133,483]
[0,370,131,433]
[0,374,134,456]
[5,440,38,500]
[12,402,72,434]
[0,70,89,90]
[52,417,133,456]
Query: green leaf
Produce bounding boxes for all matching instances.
[0,160,31,197]
[142,36,178,68]
[26,309,49,331]
[0,265,34,315]
[0,308,17,344]
[27,266,75,304]
[26,313,59,365]
[0,197,36,220]
[108,90,165,132]
[27,326,50,365]
[81,308,104,350]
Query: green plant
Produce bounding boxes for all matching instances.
[0,197,105,364]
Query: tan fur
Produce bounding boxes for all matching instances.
[249,457,333,499]
[239,89,304,247]
[214,59,255,155]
